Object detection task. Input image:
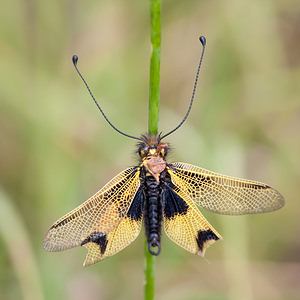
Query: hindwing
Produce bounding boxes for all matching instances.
[162,182,222,256]
[82,189,145,266]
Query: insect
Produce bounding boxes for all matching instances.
[43,36,285,267]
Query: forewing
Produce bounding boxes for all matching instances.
[162,183,222,256]
[168,162,285,215]
[43,167,140,252]
[82,189,145,266]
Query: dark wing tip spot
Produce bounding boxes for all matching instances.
[196,229,219,252]
[81,231,108,255]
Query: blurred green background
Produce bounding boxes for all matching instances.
[1,0,300,299]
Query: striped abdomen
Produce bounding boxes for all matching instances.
[144,175,162,255]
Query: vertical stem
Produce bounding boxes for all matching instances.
[144,241,156,300]
[145,0,161,299]
[148,0,161,135]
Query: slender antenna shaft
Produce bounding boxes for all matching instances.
[72,55,142,141]
[160,36,206,140]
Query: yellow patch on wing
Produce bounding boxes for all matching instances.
[163,184,222,256]
[82,215,143,266]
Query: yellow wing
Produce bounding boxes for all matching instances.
[43,167,141,260]
[168,162,284,215]
[82,188,145,266]
[162,184,222,256]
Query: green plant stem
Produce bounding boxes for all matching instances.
[144,241,156,300]
[148,0,161,135]
[145,0,161,299]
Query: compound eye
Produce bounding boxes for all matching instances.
[139,146,149,158]
[157,142,168,157]
[160,148,167,157]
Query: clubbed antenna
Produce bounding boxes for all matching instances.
[160,36,207,140]
[72,55,142,141]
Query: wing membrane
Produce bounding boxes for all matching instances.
[43,167,140,252]
[168,162,285,215]
[163,184,222,256]
[82,213,143,266]
[82,188,145,266]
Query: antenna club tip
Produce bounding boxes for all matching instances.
[199,36,206,46]
[72,55,78,66]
